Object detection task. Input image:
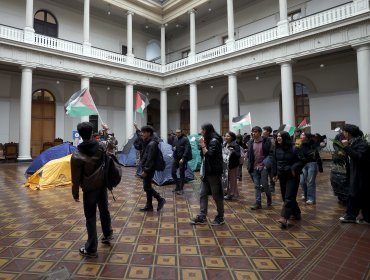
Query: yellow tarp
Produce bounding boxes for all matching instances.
[25,154,72,190]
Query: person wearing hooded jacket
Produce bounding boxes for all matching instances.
[190,123,225,226]
[71,122,113,258]
[139,125,166,212]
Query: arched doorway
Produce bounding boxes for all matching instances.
[31,89,56,157]
[34,10,58,38]
[221,94,229,135]
[147,98,160,133]
[180,100,190,135]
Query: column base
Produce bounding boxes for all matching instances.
[17,156,33,162]
[277,20,289,38]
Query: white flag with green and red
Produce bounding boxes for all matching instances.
[65,88,98,117]
[136,91,150,118]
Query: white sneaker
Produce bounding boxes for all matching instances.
[306,200,315,205]
[301,195,306,201]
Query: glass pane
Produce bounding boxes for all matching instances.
[32,91,43,100]
[44,91,54,101]
[34,11,44,21]
[46,13,56,24]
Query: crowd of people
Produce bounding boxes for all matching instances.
[70,121,370,258]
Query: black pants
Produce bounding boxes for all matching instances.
[171,160,186,190]
[143,171,161,206]
[83,187,112,253]
[279,173,301,219]
[346,193,370,222]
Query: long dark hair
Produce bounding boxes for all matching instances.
[201,123,218,145]
[276,131,293,150]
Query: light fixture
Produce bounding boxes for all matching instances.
[107,86,110,91]
[56,80,60,84]
[208,8,212,12]
[320,64,325,68]
[107,4,111,15]
[146,92,150,96]
[176,92,180,95]
[165,23,168,27]
[145,25,149,29]
[255,76,259,80]
[176,24,179,28]
[210,85,214,89]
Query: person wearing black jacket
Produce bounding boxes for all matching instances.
[247,126,272,210]
[339,124,370,224]
[190,123,225,226]
[223,131,241,200]
[139,125,166,212]
[172,129,192,195]
[272,131,306,228]
[71,122,113,258]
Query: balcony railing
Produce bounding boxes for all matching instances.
[0,1,368,74]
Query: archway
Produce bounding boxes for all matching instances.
[180,100,190,135]
[221,94,229,135]
[147,98,160,133]
[34,10,58,37]
[31,89,56,157]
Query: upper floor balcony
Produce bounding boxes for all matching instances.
[0,1,369,75]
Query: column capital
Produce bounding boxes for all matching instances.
[352,42,370,51]
[188,8,196,15]
[126,10,134,16]
[20,63,37,70]
[223,71,238,77]
[276,58,295,65]
[187,80,198,85]
[160,88,167,92]
[125,81,137,86]
[80,73,94,79]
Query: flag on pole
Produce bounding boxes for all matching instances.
[231,112,252,130]
[298,117,311,130]
[135,91,150,118]
[278,124,296,136]
[65,88,98,117]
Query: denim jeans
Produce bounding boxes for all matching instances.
[300,162,318,202]
[251,168,270,205]
[83,187,112,253]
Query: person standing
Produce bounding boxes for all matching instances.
[272,131,306,228]
[262,126,276,193]
[247,126,272,210]
[236,134,246,181]
[339,124,370,224]
[139,125,166,212]
[190,123,225,226]
[172,129,192,195]
[71,122,113,258]
[223,131,241,200]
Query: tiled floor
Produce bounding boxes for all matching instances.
[0,162,369,280]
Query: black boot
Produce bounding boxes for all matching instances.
[266,193,272,207]
[172,179,180,192]
[176,178,185,195]
[140,192,154,211]
[153,191,166,211]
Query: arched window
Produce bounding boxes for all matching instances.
[294,82,310,126]
[180,100,190,135]
[221,94,229,136]
[34,10,58,37]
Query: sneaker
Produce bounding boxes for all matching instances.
[356,219,370,225]
[250,203,262,210]
[224,195,233,200]
[101,234,114,244]
[79,247,98,258]
[157,198,166,211]
[306,200,315,205]
[210,216,225,226]
[190,215,207,225]
[339,215,356,223]
[301,195,306,201]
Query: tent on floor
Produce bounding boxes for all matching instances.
[187,134,202,171]
[25,154,72,190]
[26,143,76,175]
[152,142,194,186]
[117,135,137,167]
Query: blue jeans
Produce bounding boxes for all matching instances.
[251,168,270,205]
[300,162,318,202]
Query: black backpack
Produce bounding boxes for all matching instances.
[155,144,166,171]
[104,154,122,201]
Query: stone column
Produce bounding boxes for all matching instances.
[18,66,34,161]
[83,0,91,55]
[125,83,134,142]
[188,9,196,64]
[24,0,35,43]
[228,73,238,132]
[280,61,295,126]
[161,25,166,67]
[277,0,289,37]
[355,44,370,133]
[127,11,134,59]
[189,83,198,135]
[80,76,90,123]
[226,0,235,52]
[160,89,167,142]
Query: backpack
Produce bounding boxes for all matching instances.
[155,144,166,171]
[105,154,122,190]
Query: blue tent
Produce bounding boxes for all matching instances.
[118,135,137,167]
[26,143,77,175]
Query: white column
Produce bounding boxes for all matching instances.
[18,66,33,161]
[188,9,196,63]
[24,0,35,43]
[160,89,168,142]
[189,83,198,135]
[161,25,166,66]
[80,76,90,123]
[125,83,134,142]
[277,0,289,37]
[226,0,235,52]
[127,11,134,59]
[83,0,91,55]
[228,73,238,132]
[280,62,295,126]
[356,45,370,133]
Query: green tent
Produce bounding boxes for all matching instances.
[187,134,202,171]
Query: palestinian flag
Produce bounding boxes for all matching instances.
[136,91,149,118]
[278,124,296,136]
[298,117,311,130]
[232,112,251,130]
[65,88,98,117]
